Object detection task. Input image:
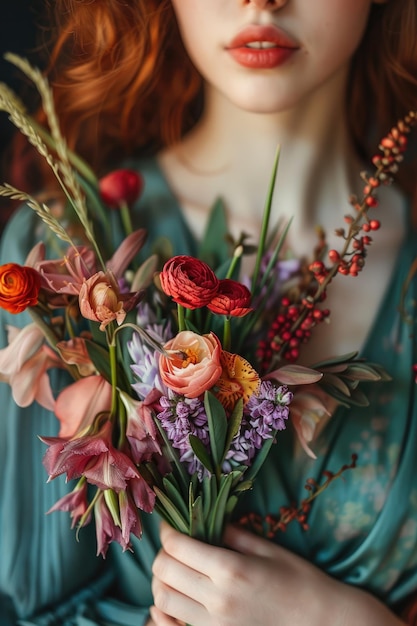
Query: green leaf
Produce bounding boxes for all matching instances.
[267,364,323,386]
[322,373,352,396]
[202,475,217,520]
[223,398,244,457]
[162,475,190,522]
[204,391,228,469]
[154,419,190,496]
[189,490,206,541]
[154,487,189,534]
[198,198,230,267]
[244,434,276,483]
[189,434,214,473]
[208,472,234,545]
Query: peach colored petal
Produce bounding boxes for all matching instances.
[0,323,44,379]
[55,375,112,438]
[12,345,61,410]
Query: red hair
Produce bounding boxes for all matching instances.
[9,0,417,198]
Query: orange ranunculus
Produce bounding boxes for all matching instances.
[159,255,219,309]
[159,331,222,398]
[79,271,141,331]
[207,279,253,317]
[0,263,41,314]
[215,351,260,411]
[99,169,144,208]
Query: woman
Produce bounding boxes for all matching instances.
[1,0,417,624]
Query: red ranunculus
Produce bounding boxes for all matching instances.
[207,279,253,317]
[0,263,41,314]
[159,255,219,309]
[99,169,143,208]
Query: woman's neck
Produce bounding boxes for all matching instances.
[159,65,364,255]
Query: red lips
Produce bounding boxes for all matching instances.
[226,25,298,69]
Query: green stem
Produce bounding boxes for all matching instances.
[251,146,280,293]
[223,317,231,351]
[119,200,133,237]
[108,336,118,418]
[177,304,186,332]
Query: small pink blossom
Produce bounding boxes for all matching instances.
[56,337,97,377]
[47,481,90,529]
[33,243,98,298]
[0,323,62,410]
[41,420,139,491]
[119,390,162,464]
[79,271,141,331]
[54,375,112,437]
[94,492,125,558]
[159,331,222,398]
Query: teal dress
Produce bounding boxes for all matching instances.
[1,158,417,625]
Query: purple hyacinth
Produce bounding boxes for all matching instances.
[155,391,210,479]
[224,381,293,471]
[128,303,172,399]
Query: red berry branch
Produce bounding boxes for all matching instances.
[237,454,358,538]
[258,112,417,371]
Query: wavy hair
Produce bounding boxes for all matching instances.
[13,0,417,195]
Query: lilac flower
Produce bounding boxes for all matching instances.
[155,391,209,478]
[128,303,172,399]
[225,381,293,470]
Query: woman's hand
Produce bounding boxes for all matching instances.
[150,522,405,626]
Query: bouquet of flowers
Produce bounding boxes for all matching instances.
[0,55,415,556]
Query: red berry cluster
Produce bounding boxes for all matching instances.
[256,295,330,370]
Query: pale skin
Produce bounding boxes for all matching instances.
[147,0,408,623]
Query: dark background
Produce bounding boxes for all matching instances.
[0,0,45,231]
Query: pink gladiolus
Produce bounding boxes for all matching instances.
[79,271,141,331]
[119,390,162,464]
[159,331,222,398]
[33,244,98,297]
[290,388,332,459]
[94,492,124,558]
[47,481,90,529]
[129,475,156,514]
[118,489,144,545]
[0,323,62,410]
[41,420,140,491]
[106,229,147,278]
[56,337,96,377]
[55,375,112,437]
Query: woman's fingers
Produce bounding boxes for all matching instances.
[152,546,211,606]
[151,577,208,626]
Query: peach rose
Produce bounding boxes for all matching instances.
[0,263,41,314]
[159,331,222,398]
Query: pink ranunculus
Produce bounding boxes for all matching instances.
[207,278,253,317]
[159,255,220,309]
[99,169,144,208]
[159,331,222,398]
[54,375,112,437]
[79,270,141,331]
